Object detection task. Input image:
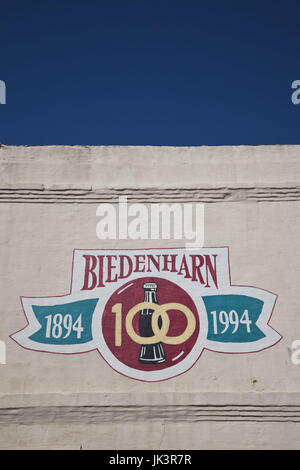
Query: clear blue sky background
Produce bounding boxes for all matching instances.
[1,0,300,145]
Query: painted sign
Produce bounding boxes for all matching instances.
[11,248,281,382]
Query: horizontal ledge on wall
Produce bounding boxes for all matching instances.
[2,404,300,424]
[0,184,300,203]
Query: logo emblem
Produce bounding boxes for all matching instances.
[11,248,282,382]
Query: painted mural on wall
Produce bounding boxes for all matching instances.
[11,248,281,382]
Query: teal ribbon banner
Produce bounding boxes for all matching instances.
[29,298,98,345]
[202,294,265,343]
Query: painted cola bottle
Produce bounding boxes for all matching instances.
[139,282,166,364]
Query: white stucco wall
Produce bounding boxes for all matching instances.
[0,144,300,449]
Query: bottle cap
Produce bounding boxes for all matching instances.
[143,282,157,290]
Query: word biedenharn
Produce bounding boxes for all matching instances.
[81,252,218,290]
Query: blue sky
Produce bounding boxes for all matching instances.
[1,0,300,145]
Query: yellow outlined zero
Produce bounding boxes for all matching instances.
[124,302,196,345]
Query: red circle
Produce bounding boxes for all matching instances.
[102,277,200,372]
